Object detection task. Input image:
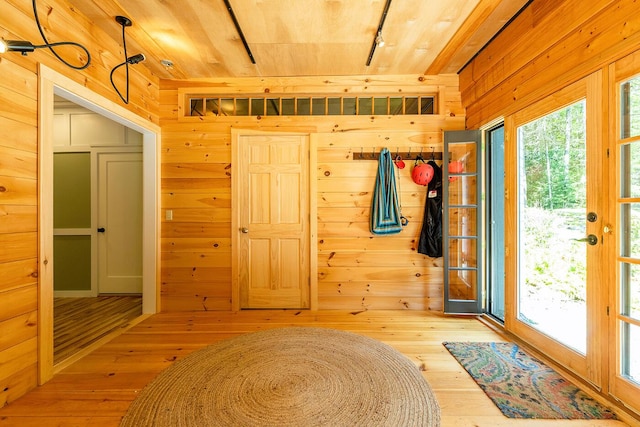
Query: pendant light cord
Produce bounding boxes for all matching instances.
[32,0,91,70]
[110,22,131,104]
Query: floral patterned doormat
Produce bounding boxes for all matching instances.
[443,341,617,419]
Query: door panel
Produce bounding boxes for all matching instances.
[610,50,640,410]
[487,125,506,321]
[53,152,93,294]
[234,132,310,309]
[443,130,482,314]
[506,73,604,387]
[97,152,143,294]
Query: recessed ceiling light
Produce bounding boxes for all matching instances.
[160,59,174,68]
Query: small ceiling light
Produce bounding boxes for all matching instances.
[0,0,91,69]
[160,59,174,68]
[376,31,385,48]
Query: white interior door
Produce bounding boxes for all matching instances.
[98,152,143,294]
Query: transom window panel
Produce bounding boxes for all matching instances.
[186,95,436,117]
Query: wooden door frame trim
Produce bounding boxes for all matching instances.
[37,65,161,384]
[230,129,317,311]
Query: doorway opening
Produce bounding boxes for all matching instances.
[38,65,160,383]
[51,96,145,365]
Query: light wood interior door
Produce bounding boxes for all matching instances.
[233,132,310,309]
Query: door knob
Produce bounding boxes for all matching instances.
[97,227,106,233]
[240,227,249,233]
[574,234,597,245]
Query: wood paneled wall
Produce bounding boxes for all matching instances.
[0,0,159,407]
[159,75,465,312]
[460,0,640,128]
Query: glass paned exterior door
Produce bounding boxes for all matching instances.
[506,74,605,387]
[613,70,640,409]
[443,130,482,314]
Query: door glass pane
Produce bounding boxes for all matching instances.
[621,75,640,139]
[621,321,640,384]
[620,262,640,320]
[448,270,477,300]
[488,125,506,321]
[517,100,587,354]
[620,143,640,198]
[620,203,640,258]
[448,208,477,236]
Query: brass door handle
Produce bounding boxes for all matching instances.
[240,227,249,233]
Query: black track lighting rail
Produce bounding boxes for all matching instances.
[223,0,256,64]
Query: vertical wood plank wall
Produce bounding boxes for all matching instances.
[460,0,640,128]
[159,75,465,312]
[0,0,158,407]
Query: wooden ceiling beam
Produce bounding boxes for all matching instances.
[425,0,530,75]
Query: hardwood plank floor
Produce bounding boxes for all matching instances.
[54,296,142,365]
[0,310,634,426]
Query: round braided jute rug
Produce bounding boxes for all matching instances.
[120,327,440,426]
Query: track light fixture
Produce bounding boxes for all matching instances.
[0,0,91,70]
[110,16,146,104]
[366,0,392,66]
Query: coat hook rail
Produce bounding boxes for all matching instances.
[353,151,445,161]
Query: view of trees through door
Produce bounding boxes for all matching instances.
[518,99,588,353]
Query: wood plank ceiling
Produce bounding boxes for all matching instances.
[68,0,530,80]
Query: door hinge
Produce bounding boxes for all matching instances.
[607,148,610,158]
[607,306,610,316]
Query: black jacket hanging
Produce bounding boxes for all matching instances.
[418,160,442,257]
